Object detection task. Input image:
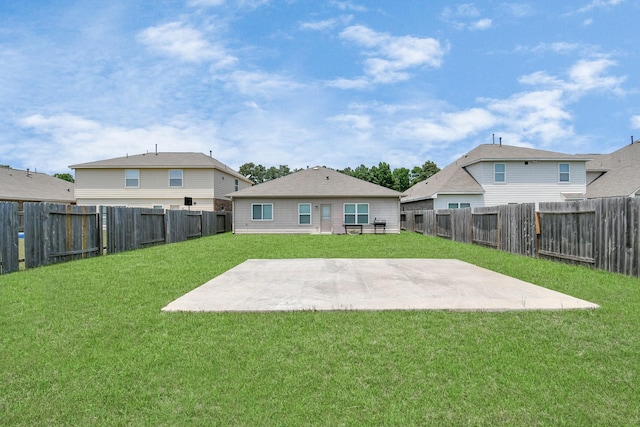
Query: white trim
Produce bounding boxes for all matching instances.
[169,169,183,187]
[125,169,139,188]
[298,203,312,225]
[494,163,506,184]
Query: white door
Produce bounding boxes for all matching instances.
[320,204,332,233]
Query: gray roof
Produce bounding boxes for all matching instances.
[229,166,403,198]
[0,167,75,203]
[585,141,640,198]
[70,152,251,183]
[403,144,588,203]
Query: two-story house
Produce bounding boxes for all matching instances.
[70,152,252,211]
[402,144,589,210]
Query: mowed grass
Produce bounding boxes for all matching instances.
[1,232,639,426]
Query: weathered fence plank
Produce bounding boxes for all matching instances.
[24,203,101,268]
[0,202,19,274]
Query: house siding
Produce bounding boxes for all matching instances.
[433,194,484,210]
[469,161,586,206]
[233,197,400,234]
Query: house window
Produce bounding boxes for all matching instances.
[252,203,273,221]
[448,203,471,209]
[169,169,183,187]
[494,163,506,183]
[344,203,369,224]
[125,169,139,188]
[235,179,239,191]
[559,163,570,183]
[298,203,311,225]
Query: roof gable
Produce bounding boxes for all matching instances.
[230,166,402,198]
[586,141,640,198]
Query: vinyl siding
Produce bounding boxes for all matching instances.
[233,197,400,234]
[433,194,484,210]
[76,197,215,210]
[214,170,252,200]
[468,161,586,206]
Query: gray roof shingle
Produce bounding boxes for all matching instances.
[0,168,75,203]
[585,141,640,198]
[229,166,403,198]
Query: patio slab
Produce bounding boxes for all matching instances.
[162,258,599,312]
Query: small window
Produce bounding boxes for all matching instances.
[344,203,368,224]
[494,163,506,183]
[235,179,239,191]
[460,203,471,208]
[252,203,273,221]
[125,169,139,188]
[153,205,163,210]
[559,163,570,183]
[298,203,311,225]
[169,169,183,187]
[448,203,459,209]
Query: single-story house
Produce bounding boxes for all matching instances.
[0,166,75,208]
[402,144,589,210]
[229,166,402,234]
[70,152,252,211]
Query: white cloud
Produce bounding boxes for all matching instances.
[441,3,492,30]
[299,15,352,31]
[329,25,446,88]
[470,18,492,30]
[631,115,640,129]
[330,1,367,12]
[574,0,625,13]
[518,58,626,96]
[501,3,535,17]
[393,108,496,143]
[138,21,237,68]
[218,70,307,97]
[17,114,228,172]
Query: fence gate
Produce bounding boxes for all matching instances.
[24,203,102,268]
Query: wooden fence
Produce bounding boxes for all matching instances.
[0,203,232,273]
[0,202,19,274]
[404,197,640,277]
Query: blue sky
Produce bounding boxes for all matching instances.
[1,0,638,175]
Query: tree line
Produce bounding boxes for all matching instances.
[238,161,440,192]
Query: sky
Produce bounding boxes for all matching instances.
[1,0,639,175]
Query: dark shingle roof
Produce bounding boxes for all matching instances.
[69,152,251,183]
[229,166,402,198]
[0,168,75,203]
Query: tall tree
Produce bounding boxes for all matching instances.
[372,162,393,189]
[392,167,411,192]
[54,173,75,183]
[410,161,440,186]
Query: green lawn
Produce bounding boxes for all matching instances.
[1,232,639,426]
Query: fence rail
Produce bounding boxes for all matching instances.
[0,203,232,273]
[404,197,640,277]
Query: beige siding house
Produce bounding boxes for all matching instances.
[403,144,589,210]
[229,166,402,234]
[70,152,252,211]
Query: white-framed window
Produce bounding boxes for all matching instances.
[494,163,506,183]
[344,203,369,224]
[169,169,183,187]
[559,163,570,183]
[153,205,163,210]
[125,169,139,188]
[252,203,273,221]
[235,179,239,191]
[298,203,311,225]
[448,203,471,209]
